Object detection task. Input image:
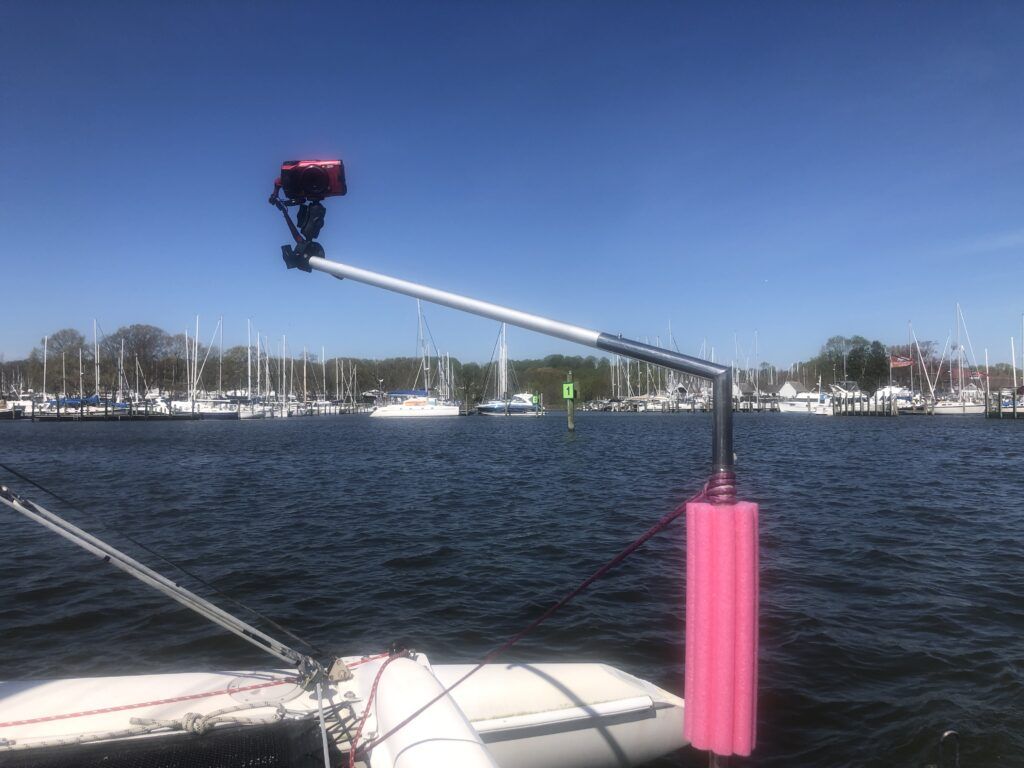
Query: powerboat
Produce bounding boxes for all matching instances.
[476,324,544,417]
[777,389,831,415]
[477,392,543,416]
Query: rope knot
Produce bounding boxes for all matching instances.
[181,712,209,734]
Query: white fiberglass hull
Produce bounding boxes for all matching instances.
[778,399,832,415]
[0,656,686,768]
[930,401,985,415]
[370,404,460,418]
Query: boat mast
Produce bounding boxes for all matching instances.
[417,299,430,393]
[194,316,200,402]
[956,303,963,401]
[118,338,124,404]
[1012,337,1018,394]
[42,336,47,401]
[93,320,100,399]
[499,323,508,400]
[218,316,223,396]
[247,319,252,399]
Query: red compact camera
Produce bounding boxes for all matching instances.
[278,159,347,201]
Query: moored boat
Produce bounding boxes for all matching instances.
[371,390,460,418]
[477,392,543,416]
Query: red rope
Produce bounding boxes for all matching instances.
[348,655,403,768]
[346,652,390,668]
[358,484,709,757]
[0,678,297,728]
[1,654,389,730]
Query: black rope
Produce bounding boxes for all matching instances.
[0,460,325,658]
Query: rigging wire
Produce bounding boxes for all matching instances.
[0,460,325,658]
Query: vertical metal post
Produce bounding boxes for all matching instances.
[567,370,576,432]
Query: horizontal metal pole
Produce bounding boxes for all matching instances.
[305,255,734,473]
[307,256,600,348]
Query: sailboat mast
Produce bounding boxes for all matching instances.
[255,328,260,399]
[218,316,223,395]
[93,320,100,398]
[417,300,430,392]
[956,303,963,399]
[194,316,200,401]
[499,323,508,400]
[247,319,252,399]
[1012,338,1018,393]
[118,339,124,403]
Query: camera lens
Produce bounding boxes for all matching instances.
[300,166,330,197]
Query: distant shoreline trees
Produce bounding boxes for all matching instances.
[3,325,1021,402]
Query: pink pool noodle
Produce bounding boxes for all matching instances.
[684,500,759,757]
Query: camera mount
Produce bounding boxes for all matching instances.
[269,160,346,271]
[269,183,327,271]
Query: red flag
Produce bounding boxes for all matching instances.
[889,355,913,368]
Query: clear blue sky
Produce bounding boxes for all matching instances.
[2,2,1022,366]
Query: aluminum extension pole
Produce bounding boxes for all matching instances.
[304,255,734,475]
[0,485,311,670]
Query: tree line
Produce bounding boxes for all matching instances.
[5,326,1020,403]
[786,334,1022,393]
[0,325,618,406]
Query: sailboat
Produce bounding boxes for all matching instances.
[477,324,544,416]
[916,305,985,415]
[371,301,460,418]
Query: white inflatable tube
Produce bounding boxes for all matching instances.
[368,658,499,768]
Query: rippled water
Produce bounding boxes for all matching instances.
[1,414,1021,767]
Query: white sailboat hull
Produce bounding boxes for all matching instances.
[0,656,687,768]
[929,402,984,415]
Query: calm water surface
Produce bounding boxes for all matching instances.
[1,414,1021,767]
